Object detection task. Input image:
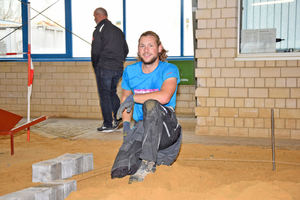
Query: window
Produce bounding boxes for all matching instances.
[237,0,300,60]
[0,0,194,60]
[0,0,22,58]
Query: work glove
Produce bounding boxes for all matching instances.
[123,121,131,142]
[117,94,134,119]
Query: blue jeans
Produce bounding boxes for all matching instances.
[94,67,123,127]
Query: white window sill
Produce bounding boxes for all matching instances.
[234,52,300,61]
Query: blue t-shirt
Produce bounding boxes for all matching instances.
[122,61,180,121]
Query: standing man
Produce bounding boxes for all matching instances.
[111,31,182,184]
[91,7,129,132]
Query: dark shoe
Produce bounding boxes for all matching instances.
[113,118,123,129]
[97,124,113,132]
[128,160,156,184]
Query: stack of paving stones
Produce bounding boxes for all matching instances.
[0,153,93,200]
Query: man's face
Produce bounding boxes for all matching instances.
[94,12,100,24]
[138,35,162,65]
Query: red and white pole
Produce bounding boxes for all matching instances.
[27,1,31,141]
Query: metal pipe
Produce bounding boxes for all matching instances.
[271,109,275,171]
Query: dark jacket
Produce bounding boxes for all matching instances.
[91,19,129,71]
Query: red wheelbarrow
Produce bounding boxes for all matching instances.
[0,108,51,155]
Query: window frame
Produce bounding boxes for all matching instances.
[235,0,300,61]
[1,0,194,61]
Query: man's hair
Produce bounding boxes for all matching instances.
[137,31,168,62]
[95,7,108,17]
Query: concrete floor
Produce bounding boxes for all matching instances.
[20,117,300,150]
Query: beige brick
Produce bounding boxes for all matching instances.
[195,126,209,135]
[195,88,209,97]
[275,78,286,87]
[235,78,244,87]
[255,99,264,108]
[207,19,216,28]
[216,98,225,106]
[226,58,235,67]
[195,68,211,77]
[195,107,209,116]
[276,60,286,67]
[198,19,207,28]
[206,39,216,48]
[211,9,220,18]
[245,61,255,67]
[254,78,264,87]
[222,28,237,38]
[225,98,234,107]
[196,9,212,19]
[207,0,217,8]
[235,61,245,67]
[210,88,228,97]
[211,49,220,57]
[215,117,224,126]
[229,88,247,97]
[291,89,300,98]
[226,78,234,87]
[259,108,272,118]
[241,68,259,77]
[274,129,290,139]
[291,130,300,139]
[245,118,254,127]
[287,60,298,66]
[207,117,215,125]
[216,19,225,28]
[229,128,248,137]
[221,8,237,18]
[281,109,300,119]
[197,59,207,67]
[217,0,226,7]
[210,107,219,116]
[197,39,207,48]
[225,118,234,126]
[210,127,228,136]
[249,89,268,98]
[249,128,268,138]
[286,119,296,129]
[254,118,264,128]
[275,99,285,108]
[245,78,254,87]
[239,108,258,117]
[287,78,297,87]
[225,39,236,48]
[245,98,254,107]
[220,49,235,57]
[196,29,212,39]
[216,58,225,67]
[216,39,225,48]
[198,0,207,8]
[76,99,88,106]
[235,118,244,127]
[255,61,265,67]
[282,68,300,77]
[197,117,207,126]
[226,18,237,28]
[265,60,276,67]
[221,68,239,77]
[235,99,244,107]
[207,98,216,106]
[212,29,221,38]
[265,78,275,87]
[286,99,296,108]
[269,88,289,98]
[261,68,280,77]
[211,67,220,76]
[176,101,190,108]
[196,49,211,58]
[216,78,225,87]
[197,78,207,87]
[219,108,238,117]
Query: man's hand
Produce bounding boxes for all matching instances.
[117,94,134,119]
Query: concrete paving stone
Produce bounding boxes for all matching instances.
[75,153,94,173]
[32,159,62,183]
[50,180,77,199]
[57,153,83,175]
[34,183,64,200]
[0,187,51,200]
[53,157,75,180]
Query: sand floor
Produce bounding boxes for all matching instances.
[1,120,300,200]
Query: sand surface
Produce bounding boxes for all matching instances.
[1,131,300,200]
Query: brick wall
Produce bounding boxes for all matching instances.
[195,0,300,139]
[0,61,195,119]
